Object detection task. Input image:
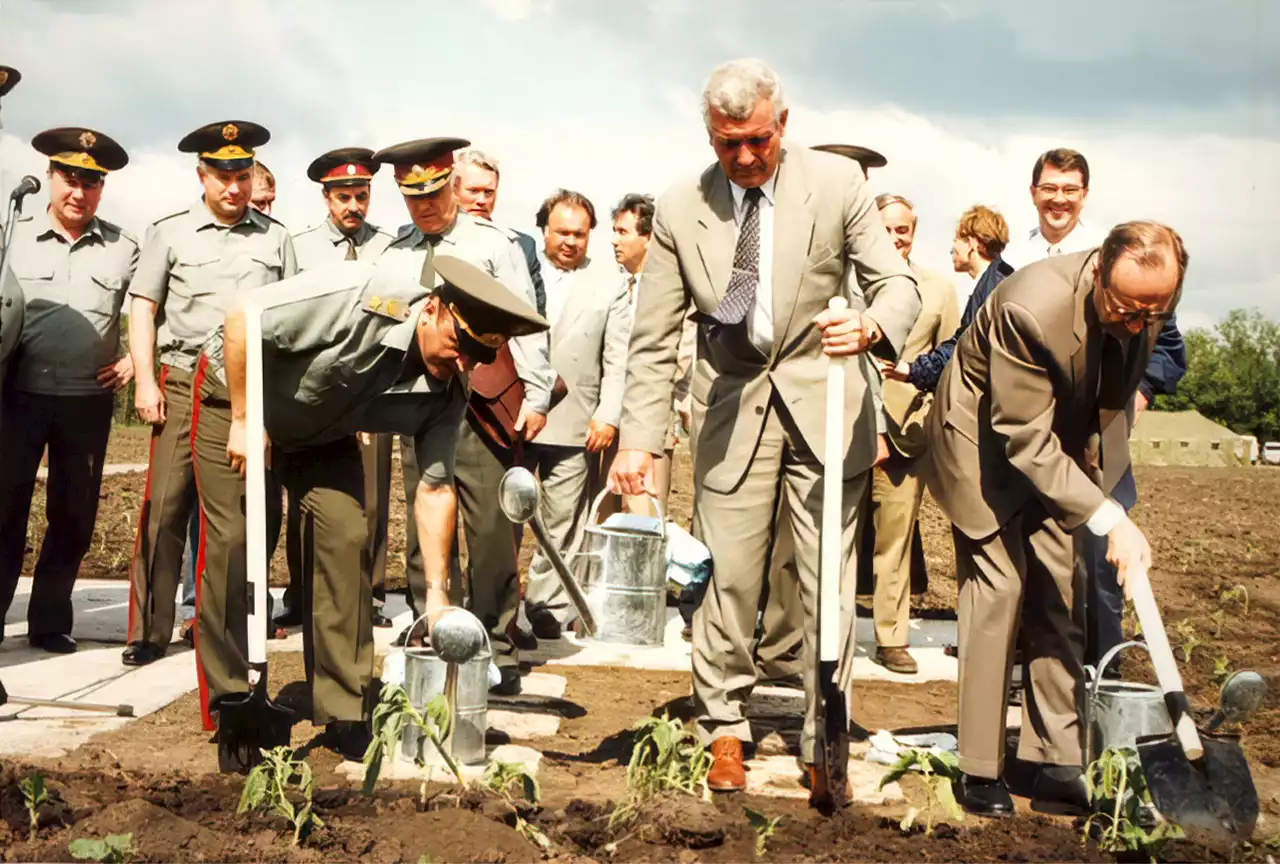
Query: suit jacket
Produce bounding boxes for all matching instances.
[925,250,1158,539]
[539,255,633,448]
[883,263,959,458]
[618,146,920,493]
[511,229,546,318]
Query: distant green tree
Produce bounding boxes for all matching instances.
[1156,309,1280,441]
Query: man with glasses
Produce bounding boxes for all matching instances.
[926,220,1186,818]
[1005,148,1186,675]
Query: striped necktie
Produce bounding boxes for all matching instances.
[710,186,764,325]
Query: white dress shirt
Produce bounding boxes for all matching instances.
[729,174,778,354]
[1003,218,1106,268]
[540,251,575,326]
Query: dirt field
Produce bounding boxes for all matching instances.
[3,427,1278,860]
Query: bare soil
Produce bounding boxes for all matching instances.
[3,433,1276,860]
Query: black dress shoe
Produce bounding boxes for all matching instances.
[1031,765,1091,816]
[527,607,562,640]
[510,627,538,652]
[954,773,1014,817]
[371,611,393,629]
[121,641,165,666]
[489,666,522,696]
[29,633,77,654]
[273,606,304,628]
[325,720,372,761]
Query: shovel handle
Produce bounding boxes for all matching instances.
[1128,566,1205,761]
[244,300,269,677]
[819,297,848,664]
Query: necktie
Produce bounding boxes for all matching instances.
[425,233,443,247]
[710,186,764,325]
[344,236,357,261]
[1048,244,1062,257]
[626,274,636,301]
[1097,335,1131,487]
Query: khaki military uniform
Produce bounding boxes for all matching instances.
[126,199,295,651]
[287,218,394,618]
[0,212,137,637]
[201,258,466,725]
[380,214,552,667]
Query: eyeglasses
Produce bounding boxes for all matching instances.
[1098,281,1176,325]
[1034,183,1085,199]
[712,128,777,153]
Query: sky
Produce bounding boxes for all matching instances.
[1,0,1277,332]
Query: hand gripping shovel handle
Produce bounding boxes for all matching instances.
[1128,564,1205,761]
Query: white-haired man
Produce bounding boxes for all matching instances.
[611,58,920,803]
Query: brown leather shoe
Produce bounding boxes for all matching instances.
[707,737,747,792]
[807,763,854,809]
[874,646,918,675]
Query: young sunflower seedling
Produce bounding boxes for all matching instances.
[68,834,135,864]
[484,761,550,851]
[1083,747,1183,860]
[19,772,50,842]
[878,748,965,836]
[237,746,324,846]
[610,713,713,828]
[363,682,460,805]
[744,807,783,857]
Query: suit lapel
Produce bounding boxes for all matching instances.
[769,149,816,361]
[552,266,589,348]
[695,170,736,307]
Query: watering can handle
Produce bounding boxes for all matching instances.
[585,485,667,539]
[1087,639,1153,703]
[1127,565,1205,761]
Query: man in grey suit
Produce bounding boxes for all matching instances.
[611,58,919,802]
[524,190,632,635]
[925,221,1183,817]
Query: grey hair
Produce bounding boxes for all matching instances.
[454,148,500,179]
[701,58,787,128]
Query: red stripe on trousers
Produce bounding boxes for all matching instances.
[126,364,171,645]
[189,356,215,732]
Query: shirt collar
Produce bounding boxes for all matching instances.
[36,208,104,244]
[326,217,370,246]
[192,197,257,231]
[728,172,778,216]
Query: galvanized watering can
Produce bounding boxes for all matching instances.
[400,608,492,766]
[1084,640,1174,762]
[570,490,669,646]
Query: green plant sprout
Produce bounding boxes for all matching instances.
[1219,584,1250,617]
[744,807,783,857]
[611,713,713,828]
[19,772,50,842]
[363,682,460,804]
[483,762,550,851]
[1084,747,1183,861]
[1172,619,1202,663]
[878,748,964,836]
[1212,655,1233,683]
[68,833,135,864]
[237,746,324,846]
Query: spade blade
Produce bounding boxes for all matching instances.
[1136,732,1257,845]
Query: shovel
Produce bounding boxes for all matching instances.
[1127,565,1260,842]
[813,296,852,812]
[0,679,134,717]
[211,297,294,775]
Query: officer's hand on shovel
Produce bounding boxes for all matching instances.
[227,417,272,477]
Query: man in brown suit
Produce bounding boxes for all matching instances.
[611,58,920,801]
[925,221,1185,817]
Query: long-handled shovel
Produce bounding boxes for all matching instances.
[814,296,852,812]
[0,679,134,717]
[1128,565,1260,843]
[210,297,294,775]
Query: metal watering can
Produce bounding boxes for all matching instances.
[569,489,669,646]
[1084,640,1174,762]
[400,607,492,766]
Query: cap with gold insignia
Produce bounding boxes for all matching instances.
[373,137,470,196]
[428,253,548,364]
[178,120,270,171]
[32,127,128,177]
[811,143,887,175]
[307,147,379,187]
[0,65,19,98]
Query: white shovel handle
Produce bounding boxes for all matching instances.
[819,297,848,663]
[244,300,268,678]
[1128,565,1204,761]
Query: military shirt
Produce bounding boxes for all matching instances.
[6,210,139,395]
[235,259,467,485]
[380,211,555,412]
[291,218,393,271]
[128,198,297,372]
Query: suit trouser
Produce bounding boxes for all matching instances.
[0,390,113,637]
[753,496,804,680]
[693,399,864,763]
[1083,532,1125,667]
[360,433,393,607]
[189,361,283,730]
[127,366,197,648]
[953,501,1085,778]
[523,443,590,625]
[870,451,926,647]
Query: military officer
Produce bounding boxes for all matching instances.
[375,137,555,694]
[0,63,19,129]
[280,147,395,631]
[0,128,137,652]
[213,253,548,758]
[0,65,27,432]
[124,120,296,667]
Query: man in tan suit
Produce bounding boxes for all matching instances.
[611,58,920,800]
[524,190,632,635]
[926,221,1184,817]
[863,193,959,674]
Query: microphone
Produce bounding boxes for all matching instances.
[10,175,40,206]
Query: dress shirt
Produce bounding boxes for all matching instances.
[729,174,777,354]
